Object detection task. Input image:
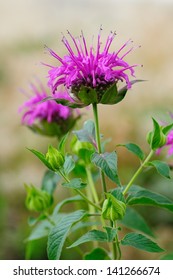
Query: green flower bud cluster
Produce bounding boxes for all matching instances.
[25,184,53,212]
[46,145,65,171]
[102,193,126,222]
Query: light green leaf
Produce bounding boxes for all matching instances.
[27,148,52,170]
[68,230,108,248]
[118,143,145,160]
[84,248,111,260]
[73,120,96,147]
[47,210,87,260]
[58,133,69,155]
[148,160,170,179]
[91,151,121,186]
[25,220,53,242]
[41,170,61,195]
[162,123,173,135]
[120,207,154,237]
[63,155,75,175]
[121,232,164,253]
[52,196,84,218]
[62,178,87,189]
[127,185,173,212]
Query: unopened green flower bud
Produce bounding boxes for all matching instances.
[102,193,126,222]
[146,130,167,150]
[46,145,65,171]
[25,184,53,212]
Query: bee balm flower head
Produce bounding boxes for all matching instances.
[45,28,140,107]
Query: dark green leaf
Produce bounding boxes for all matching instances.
[148,160,170,179]
[120,207,154,237]
[48,210,87,259]
[127,185,173,212]
[100,83,118,104]
[118,143,145,160]
[62,178,87,189]
[77,86,98,104]
[63,155,75,175]
[41,170,61,194]
[110,188,126,202]
[73,120,96,147]
[104,227,117,242]
[121,232,164,253]
[67,230,108,248]
[84,248,111,260]
[91,151,121,186]
[162,123,173,135]
[27,148,52,170]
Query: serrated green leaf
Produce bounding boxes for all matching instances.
[84,248,111,260]
[121,232,164,253]
[27,148,52,170]
[63,155,75,175]
[120,207,154,237]
[127,185,173,212]
[41,170,61,195]
[48,210,87,260]
[62,178,87,189]
[67,230,108,248]
[91,151,121,186]
[148,160,170,179]
[118,143,145,160]
[73,120,96,147]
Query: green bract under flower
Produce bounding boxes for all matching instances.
[45,29,142,107]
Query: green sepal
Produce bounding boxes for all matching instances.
[147,118,166,150]
[77,86,98,105]
[102,192,126,222]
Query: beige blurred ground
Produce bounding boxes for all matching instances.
[0,0,173,259]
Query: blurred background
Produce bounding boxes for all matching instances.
[1,0,173,259]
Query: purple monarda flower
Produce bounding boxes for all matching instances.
[19,82,79,137]
[19,83,71,125]
[45,29,140,106]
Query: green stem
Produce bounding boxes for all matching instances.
[110,220,118,260]
[86,167,99,205]
[123,150,154,195]
[92,103,107,195]
[57,170,102,211]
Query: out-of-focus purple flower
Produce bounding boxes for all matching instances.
[45,28,140,106]
[19,82,80,137]
[156,130,173,156]
[19,83,71,125]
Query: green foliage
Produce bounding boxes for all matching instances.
[68,230,108,248]
[63,155,75,175]
[127,185,173,212]
[62,178,87,190]
[77,86,98,105]
[84,248,111,260]
[120,207,154,237]
[73,120,96,147]
[118,143,145,160]
[41,170,61,195]
[46,145,65,171]
[47,210,87,260]
[160,253,173,260]
[91,151,121,186]
[121,232,164,253]
[147,160,170,179]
